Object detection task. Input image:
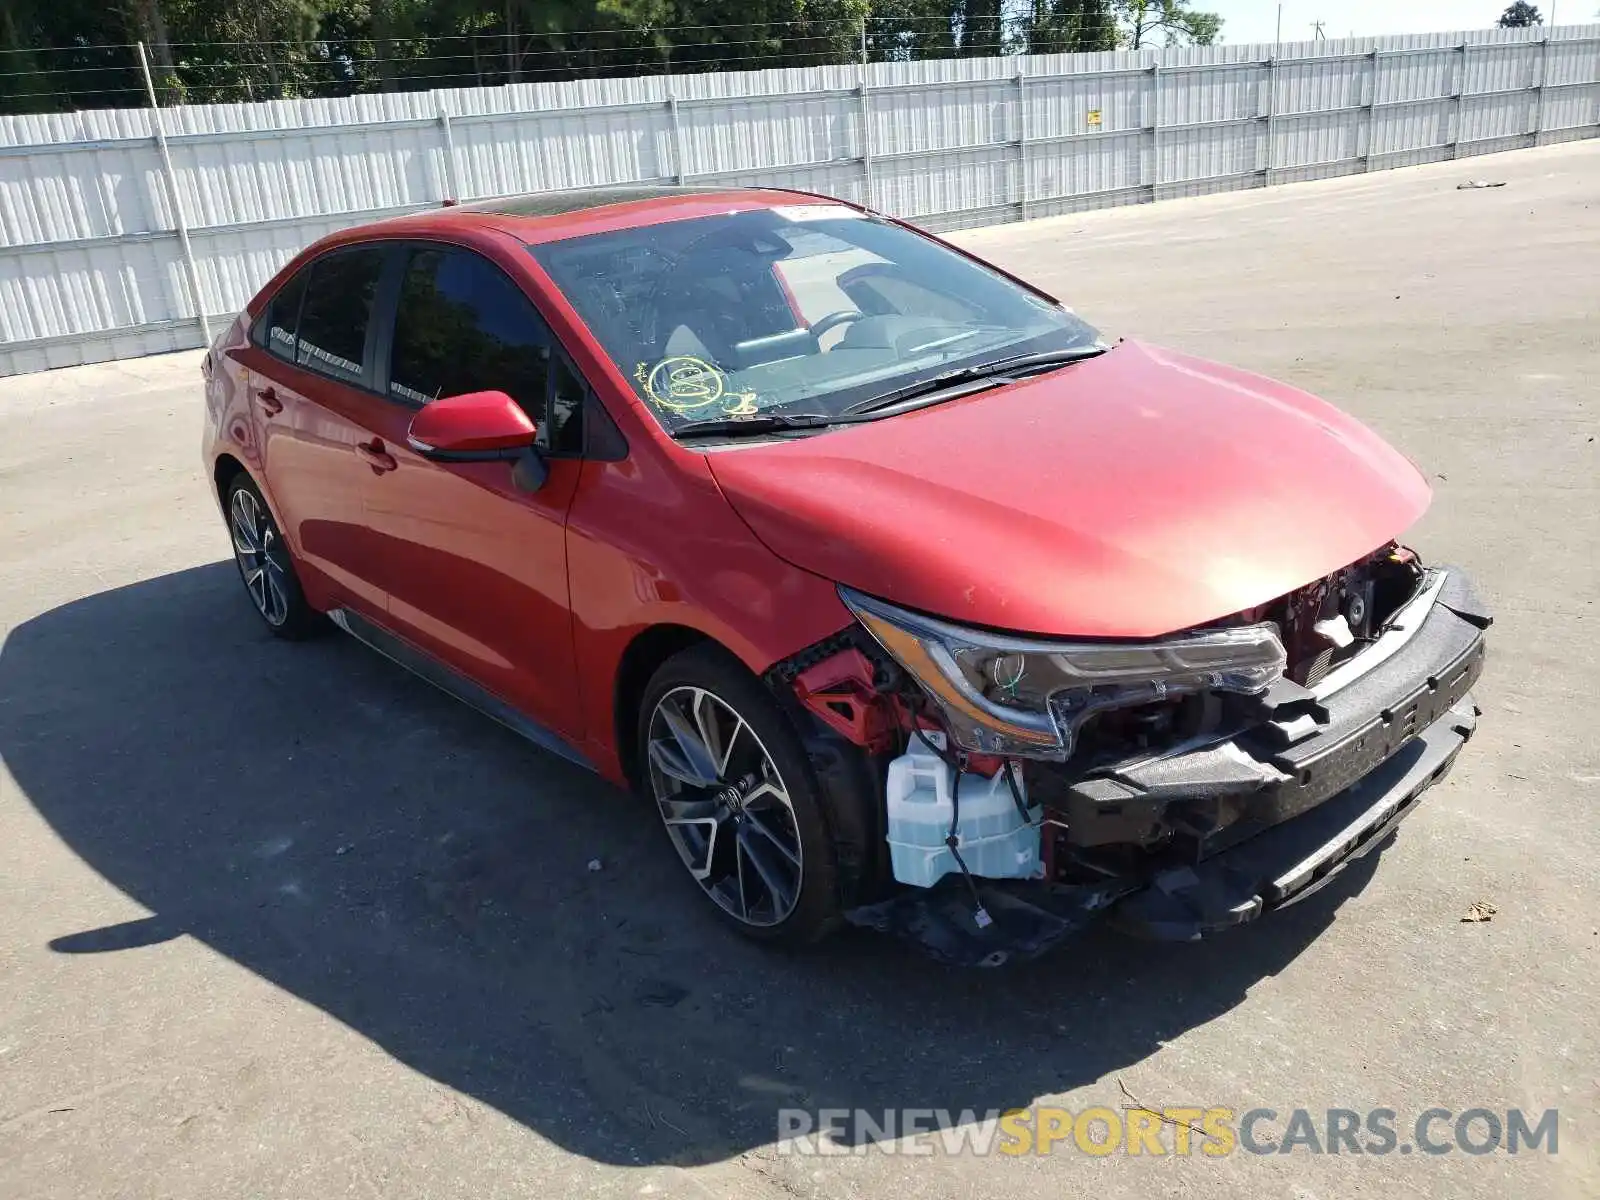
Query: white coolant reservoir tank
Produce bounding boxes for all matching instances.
[884,731,1043,888]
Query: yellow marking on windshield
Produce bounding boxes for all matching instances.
[635,356,759,416]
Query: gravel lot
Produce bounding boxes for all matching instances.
[2,140,1596,1199]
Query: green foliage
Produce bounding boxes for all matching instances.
[1496,2,1542,26]
[1113,0,1223,48]
[0,0,1215,113]
[1027,1,1118,54]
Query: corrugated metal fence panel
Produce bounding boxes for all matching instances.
[1544,84,1600,132]
[871,77,1015,158]
[179,123,446,229]
[681,92,857,178]
[1159,61,1264,127]
[457,106,673,196]
[1374,47,1457,106]
[1027,131,1145,202]
[1273,109,1361,169]
[1276,55,1367,115]
[1547,35,1600,87]
[1,24,1597,375]
[1372,98,1456,156]
[0,142,164,246]
[1461,90,1538,144]
[876,143,1018,221]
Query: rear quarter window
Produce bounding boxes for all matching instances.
[253,268,309,360]
[294,247,387,384]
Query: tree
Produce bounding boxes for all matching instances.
[124,0,183,99]
[1497,1,1542,25]
[1114,0,1222,47]
[1025,0,1118,54]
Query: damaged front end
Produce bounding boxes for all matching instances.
[771,547,1490,966]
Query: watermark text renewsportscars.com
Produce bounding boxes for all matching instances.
[776,1105,1560,1157]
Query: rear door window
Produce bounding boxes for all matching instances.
[387,247,553,425]
[294,246,387,385]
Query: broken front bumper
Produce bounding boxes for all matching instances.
[1075,566,1490,939]
[847,567,1489,962]
[1109,691,1476,939]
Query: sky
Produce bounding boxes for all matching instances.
[1206,0,1584,45]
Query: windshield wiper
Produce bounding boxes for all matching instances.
[671,412,835,440]
[840,343,1111,418]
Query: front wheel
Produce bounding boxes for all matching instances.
[639,645,843,944]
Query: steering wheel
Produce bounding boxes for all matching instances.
[808,310,866,340]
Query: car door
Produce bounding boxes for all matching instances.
[242,243,395,619]
[355,242,588,746]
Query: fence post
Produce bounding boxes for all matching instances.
[137,42,210,346]
[1533,36,1550,146]
[1016,69,1028,221]
[666,79,687,184]
[859,66,874,210]
[1262,55,1276,178]
[1362,48,1378,170]
[1148,59,1162,198]
[437,98,462,202]
[1450,41,1467,158]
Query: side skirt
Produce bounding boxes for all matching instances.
[327,607,596,773]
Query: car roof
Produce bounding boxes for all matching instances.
[365,186,855,247]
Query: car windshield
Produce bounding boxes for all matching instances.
[530,204,1099,435]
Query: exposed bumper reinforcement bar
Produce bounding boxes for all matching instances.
[1110,693,1478,940]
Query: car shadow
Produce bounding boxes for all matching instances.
[0,562,1388,1166]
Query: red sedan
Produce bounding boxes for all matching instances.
[202,187,1488,962]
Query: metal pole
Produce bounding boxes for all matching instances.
[860,63,874,210]
[666,80,687,185]
[1148,60,1162,197]
[1263,56,1276,177]
[1533,36,1549,146]
[1451,40,1466,158]
[1362,48,1378,169]
[138,42,210,345]
[1016,69,1028,222]
[1276,4,1282,44]
[437,98,462,202]
[861,16,869,66]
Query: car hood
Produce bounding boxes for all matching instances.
[705,340,1431,638]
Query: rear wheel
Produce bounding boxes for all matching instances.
[225,473,320,639]
[639,645,842,943]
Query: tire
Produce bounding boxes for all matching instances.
[223,472,321,640]
[638,643,844,944]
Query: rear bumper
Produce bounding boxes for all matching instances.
[1109,692,1477,939]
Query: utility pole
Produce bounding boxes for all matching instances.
[137,42,210,346]
[1311,19,1326,40]
[1276,4,1282,44]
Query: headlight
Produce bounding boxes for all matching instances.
[840,587,1286,760]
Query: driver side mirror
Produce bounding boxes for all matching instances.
[407,390,535,458]
[406,390,548,491]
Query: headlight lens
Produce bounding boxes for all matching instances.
[841,587,1286,760]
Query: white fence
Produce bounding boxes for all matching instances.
[1,25,1596,377]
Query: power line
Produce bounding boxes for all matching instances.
[0,42,135,58]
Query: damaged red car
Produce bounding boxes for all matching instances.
[203,186,1490,963]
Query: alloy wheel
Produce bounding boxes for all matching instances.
[646,685,805,927]
[229,487,290,627]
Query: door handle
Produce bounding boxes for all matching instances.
[254,386,283,417]
[355,438,398,474]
